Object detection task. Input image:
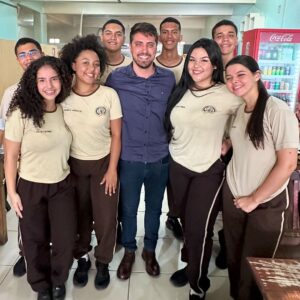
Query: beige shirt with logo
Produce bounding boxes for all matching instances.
[62,85,122,160]
[100,55,132,85]
[227,96,299,202]
[155,56,185,84]
[5,105,72,183]
[169,84,242,173]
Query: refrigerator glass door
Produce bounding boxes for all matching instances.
[258,41,300,111]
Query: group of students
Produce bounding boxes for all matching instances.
[1,16,299,300]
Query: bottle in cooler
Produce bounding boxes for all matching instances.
[279,66,284,75]
[271,47,278,60]
[268,66,273,75]
[277,46,283,60]
[265,47,271,60]
[262,66,268,75]
[284,82,290,90]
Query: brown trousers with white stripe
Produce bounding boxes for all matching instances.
[18,175,76,292]
[169,158,225,293]
[222,180,289,300]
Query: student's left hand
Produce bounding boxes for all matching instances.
[233,196,259,213]
[100,169,118,196]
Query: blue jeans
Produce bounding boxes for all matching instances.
[119,156,169,252]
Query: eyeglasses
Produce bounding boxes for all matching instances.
[17,49,40,60]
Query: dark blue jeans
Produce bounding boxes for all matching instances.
[119,156,169,252]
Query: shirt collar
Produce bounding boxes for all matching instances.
[126,62,162,78]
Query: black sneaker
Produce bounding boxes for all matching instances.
[73,256,91,287]
[189,289,206,300]
[94,261,110,289]
[37,289,52,300]
[170,267,188,287]
[166,217,183,240]
[52,284,66,300]
[13,256,26,277]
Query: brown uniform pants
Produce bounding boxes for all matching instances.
[222,180,289,300]
[69,155,119,264]
[169,158,225,293]
[18,175,76,292]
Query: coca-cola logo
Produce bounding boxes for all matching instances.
[270,33,294,42]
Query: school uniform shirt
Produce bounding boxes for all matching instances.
[99,55,132,85]
[5,105,72,183]
[227,96,299,202]
[61,85,122,160]
[0,83,18,154]
[154,56,185,84]
[169,84,242,173]
[0,83,18,122]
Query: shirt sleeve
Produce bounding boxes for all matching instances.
[109,89,123,120]
[1,87,15,122]
[270,107,299,150]
[5,109,25,142]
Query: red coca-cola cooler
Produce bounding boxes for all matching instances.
[242,28,300,112]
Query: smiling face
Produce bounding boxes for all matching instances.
[72,50,101,86]
[101,23,125,53]
[130,32,157,70]
[37,65,61,106]
[16,42,42,71]
[213,25,238,57]
[225,63,260,99]
[159,21,182,51]
[188,47,215,89]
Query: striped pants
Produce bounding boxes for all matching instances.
[222,180,289,300]
[169,157,225,293]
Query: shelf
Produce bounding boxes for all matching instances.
[262,75,294,79]
[268,89,292,93]
[259,60,295,64]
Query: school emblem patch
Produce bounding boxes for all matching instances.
[202,105,216,113]
[95,106,106,116]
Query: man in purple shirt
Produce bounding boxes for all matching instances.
[106,22,175,280]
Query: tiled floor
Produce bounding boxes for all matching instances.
[0,191,231,300]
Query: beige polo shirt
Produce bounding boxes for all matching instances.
[100,55,132,84]
[5,105,71,183]
[155,56,185,84]
[62,85,122,160]
[1,83,18,122]
[227,96,299,202]
[169,84,242,173]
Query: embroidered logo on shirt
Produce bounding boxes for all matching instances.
[63,108,82,112]
[95,106,106,116]
[202,106,216,113]
[35,130,52,133]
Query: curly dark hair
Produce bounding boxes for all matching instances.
[8,56,72,128]
[59,34,107,76]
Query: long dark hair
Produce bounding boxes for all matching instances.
[225,55,269,149]
[8,56,72,128]
[165,38,224,141]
